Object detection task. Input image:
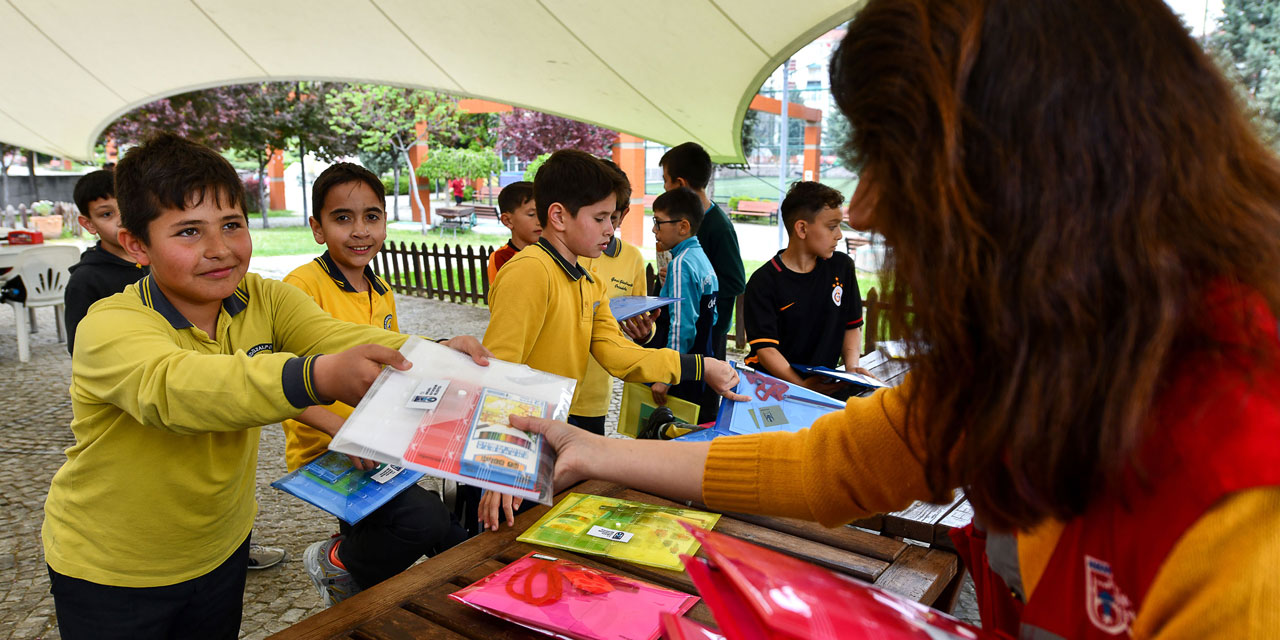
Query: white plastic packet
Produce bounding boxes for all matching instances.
[329,337,574,505]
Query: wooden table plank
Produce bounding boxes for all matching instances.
[871,546,959,607]
[451,559,507,588]
[350,606,466,640]
[694,505,908,563]
[934,499,975,550]
[881,491,966,543]
[615,489,889,582]
[405,584,549,640]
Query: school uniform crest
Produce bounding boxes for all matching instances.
[246,343,273,357]
[1084,555,1133,634]
[831,277,844,306]
[383,314,393,329]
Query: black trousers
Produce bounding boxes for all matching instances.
[49,535,250,640]
[337,484,467,589]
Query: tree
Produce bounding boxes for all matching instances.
[823,109,854,170]
[327,85,461,233]
[359,149,402,220]
[416,147,501,183]
[1209,0,1280,146]
[496,108,615,161]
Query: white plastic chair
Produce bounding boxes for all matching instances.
[6,245,79,362]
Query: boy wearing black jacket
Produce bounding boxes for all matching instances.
[64,169,147,355]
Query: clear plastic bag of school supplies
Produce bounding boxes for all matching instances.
[517,493,720,570]
[328,336,574,505]
[450,551,698,640]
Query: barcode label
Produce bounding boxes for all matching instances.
[586,525,634,543]
[369,465,404,484]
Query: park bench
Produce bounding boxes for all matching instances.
[730,199,778,224]
[845,233,871,254]
[433,206,474,238]
[469,204,500,223]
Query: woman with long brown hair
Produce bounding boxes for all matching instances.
[511,0,1280,636]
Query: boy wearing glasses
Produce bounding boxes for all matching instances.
[644,187,720,419]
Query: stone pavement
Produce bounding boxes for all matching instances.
[0,289,974,639]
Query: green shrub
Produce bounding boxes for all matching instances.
[727,195,758,211]
[381,176,413,196]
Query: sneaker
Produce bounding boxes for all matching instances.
[303,536,360,607]
[247,543,286,570]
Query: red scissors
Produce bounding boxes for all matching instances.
[505,558,615,606]
[743,370,789,401]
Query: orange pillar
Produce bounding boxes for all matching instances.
[267,149,286,211]
[612,133,646,246]
[408,121,431,224]
[105,138,118,164]
[802,124,821,182]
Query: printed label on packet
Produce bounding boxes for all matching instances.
[586,525,634,543]
[368,464,404,484]
[406,378,450,410]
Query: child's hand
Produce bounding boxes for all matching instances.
[511,414,596,488]
[440,336,492,366]
[347,454,380,472]
[703,358,751,402]
[313,344,412,406]
[650,382,670,405]
[620,313,654,342]
[477,490,523,531]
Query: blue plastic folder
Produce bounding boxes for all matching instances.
[608,296,681,321]
[791,364,889,390]
[271,451,424,525]
[676,364,844,443]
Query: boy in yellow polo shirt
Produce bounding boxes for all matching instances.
[282,163,467,607]
[478,149,746,530]
[41,134,488,640]
[576,160,648,433]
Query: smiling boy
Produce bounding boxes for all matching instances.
[41,134,488,639]
[479,149,746,530]
[743,181,867,393]
[63,168,146,355]
[282,163,466,606]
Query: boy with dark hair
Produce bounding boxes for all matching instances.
[660,142,745,359]
[41,133,488,639]
[743,181,868,394]
[64,168,145,355]
[486,181,540,283]
[282,162,467,606]
[479,149,745,529]
[645,187,719,419]
[576,160,648,433]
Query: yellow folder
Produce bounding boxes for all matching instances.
[616,382,701,438]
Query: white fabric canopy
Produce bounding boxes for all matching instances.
[0,0,860,162]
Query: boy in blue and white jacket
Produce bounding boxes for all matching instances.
[645,187,720,420]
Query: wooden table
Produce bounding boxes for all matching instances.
[270,479,963,640]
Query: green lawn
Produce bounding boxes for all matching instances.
[249,225,509,257]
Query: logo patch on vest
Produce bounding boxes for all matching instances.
[1085,555,1134,634]
[246,343,273,357]
[383,314,393,329]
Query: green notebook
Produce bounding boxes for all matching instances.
[517,492,720,571]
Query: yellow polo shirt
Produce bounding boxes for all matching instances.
[280,251,399,471]
[577,237,648,417]
[43,273,408,587]
[484,238,702,415]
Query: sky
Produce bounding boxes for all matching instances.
[1165,0,1224,36]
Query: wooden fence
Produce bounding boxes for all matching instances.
[375,241,909,354]
[1,201,83,236]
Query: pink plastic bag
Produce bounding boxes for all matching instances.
[682,524,993,640]
[450,551,698,640]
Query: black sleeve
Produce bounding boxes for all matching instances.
[62,275,95,357]
[841,255,864,330]
[743,268,780,349]
[698,210,746,298]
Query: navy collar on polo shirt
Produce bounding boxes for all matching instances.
[533,237,594,282]
[315,250,388,295]
[137,274,248,330]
